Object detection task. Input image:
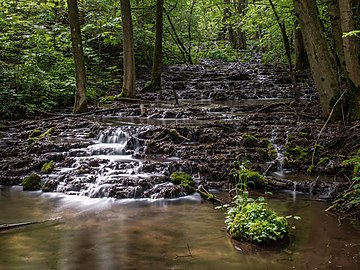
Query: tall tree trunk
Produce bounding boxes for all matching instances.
[294,21,309,71]
[328,0,347,75]
[144,0,164,92]
[294,0,341,119]
[339,0,360,120]
[68,0,87,114]
[120,0,136,98]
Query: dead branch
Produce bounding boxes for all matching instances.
[0,217,61,232]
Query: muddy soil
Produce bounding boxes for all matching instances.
[0,61,359,201]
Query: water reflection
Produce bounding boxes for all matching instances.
[0,187,359,270]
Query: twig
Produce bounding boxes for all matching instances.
[175,243,193,259]
[311,89,348,166]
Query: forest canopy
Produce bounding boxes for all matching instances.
[0,0,359,121]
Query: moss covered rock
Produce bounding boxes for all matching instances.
[170,172,195,194]
[22,174,42,191]
[41,160,55,173]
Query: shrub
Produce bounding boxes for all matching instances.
[225,202,290,244]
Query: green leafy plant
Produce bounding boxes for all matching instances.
[220,158,291,244]
[225,201,290,244]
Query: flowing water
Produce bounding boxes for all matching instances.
[0,187,359,270]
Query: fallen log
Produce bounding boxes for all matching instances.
[0,217,61,232]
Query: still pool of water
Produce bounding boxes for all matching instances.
[1,187,359,270]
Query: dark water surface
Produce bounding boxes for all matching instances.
[0,187,359,270]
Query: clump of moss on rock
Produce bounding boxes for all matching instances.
[22,174,42,191]
[41,160,55,173]
[170,172,195,194]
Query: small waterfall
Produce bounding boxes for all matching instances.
[271,131,286,176]
[89,128,139,156]
[293,181,297,201]
[98,128,129,144]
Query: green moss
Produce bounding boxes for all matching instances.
[239,168,267,186]
[243,134,257,146]
[28,128,42,139]
[267,142,278,160]
[170,172,195,193]
[256,148,267,158]
[299,132,309,138]
[343,151,360,177]
[22,174,42,191]
[27,127,55,144]
[40,127,55,138]
[285,145,309,161]
[99,95,116,103]
[317,157,330,166]
[41,160,55,173]
[306,165,315,174]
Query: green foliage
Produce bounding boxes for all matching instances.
[22,174,42,191]
[342,30,360,38]
[231,158,266,188]
[285,145,309,161]
[222,158,291,244]
[225,202,290,244]
[343,150,360,177]
[41,160,55,173]
[170,171,195,193]
[242,134,257,146]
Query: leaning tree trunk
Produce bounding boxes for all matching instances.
[68,0,87,114]
[119,0,136,98]
[339,0,360,120]
[294,0,341,119]
[143,0,164,92]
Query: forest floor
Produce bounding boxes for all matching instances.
[0,60,359,215]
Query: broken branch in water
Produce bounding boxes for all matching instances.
[175,243,193,259]
[0,217,61,232]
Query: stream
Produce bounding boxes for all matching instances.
[1,61,359,269]
[0,187,359,270]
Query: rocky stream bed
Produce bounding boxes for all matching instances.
[1,61,359,203]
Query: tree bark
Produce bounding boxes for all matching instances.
[294,21,309,71]
[143,0,164,92]
[294,0,341,119]
[339,0,360,87]
[68,0,88,114]
[339,0,360,120]
[120,0,136,98]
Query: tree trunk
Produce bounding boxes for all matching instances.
[68,0,87,114]
[294,21,309,71]
[328,0,347,76]
[339,0,360,120]
[294,0,341,119]
[143,0,164,92]
[120,0,136,98]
